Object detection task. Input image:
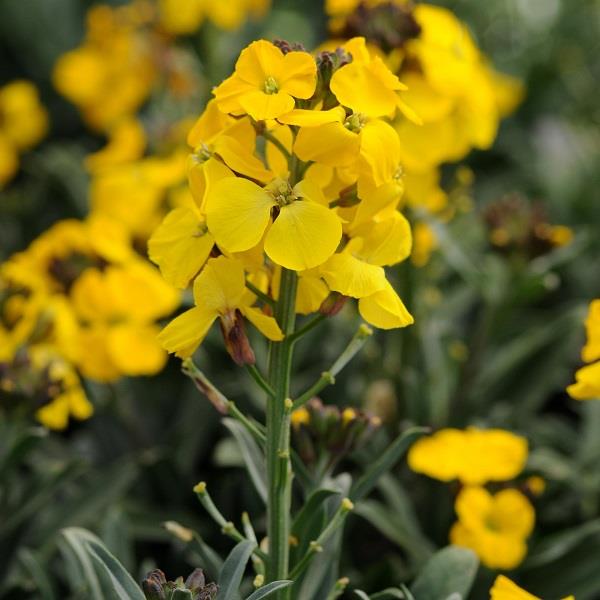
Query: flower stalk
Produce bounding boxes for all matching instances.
[266,267,298,583]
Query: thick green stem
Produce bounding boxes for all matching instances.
[266,267,298,584]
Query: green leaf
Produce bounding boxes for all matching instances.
[86,536,146,600]
[60,528,145,600]
[291,488,339,562]
[245,580,293,600]
[354,591,371,600]
[17,548,56,600]
[370,588,407,600]
[217,540,255,600]
[350,428,427,503]
[59,529,104,600]
[523,519,600,569]
[223,418,267,503]
[409,546,478,600]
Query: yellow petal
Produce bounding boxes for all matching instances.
[206,177,274,253]
[359,119,401,187]
[235,40,284,87]
[294,122,359,166]
[214,134,273,181]
[192,256,247,312]
[107,323,168,376]
[491,489,535,539]
[320,252,387,298]
[296,272,330,314]
[158,306,216,358]
[241,306,284,341]
[356,212,412,266]
[278,106,346,127]
[567,361,600,400]
[330,60,399,117]
[358,280,413,328]
[265,201,342,270]
[276,51,317,98]
[489,576,540,600]
[188,156,235,212]
[148,207,214,289]
[213,73,255,115]
[240,90,295,121]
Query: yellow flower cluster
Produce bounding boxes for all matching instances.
[53,3,157,132]
[325,0,523,263]
[53,1,271,135]
[490,575,574,600]
[158,0,271,34]
[408,428,535,569]
[0,81,48,188]
[567,299,600,400]
[0,216,178,429]
[150,38,417,360]
[408,427,528,484]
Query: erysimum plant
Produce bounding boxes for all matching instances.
[57,37,487,600]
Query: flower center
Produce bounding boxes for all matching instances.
[263,76,279,95]
[393,165,404,181]
[267,178,297,207]
[193,221,209,238]
[344,113,366,132]
[191,143,212,165]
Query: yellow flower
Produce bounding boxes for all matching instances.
[52,4,156,131]
[70,262,179,381]
[0,132,19,187]
[85,117,146,173]
[330,37,419,122]
[148,206,215,289]
[581,300,600,363]
[0,80,48,151]
[206,177,342,271]
[489,575,574,600]
[568,299,600,400]
[450,486,535,570]
[187,100,272,210]
[32,347,93,431]
[159,0,270,34]
[158,256,283,358]
[567,362,600,401]
[408,428,528,484]
[213,40,317,121]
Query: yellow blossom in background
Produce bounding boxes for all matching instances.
[408,428,528,484]
[159,0,271,34]
[53,4,157,131]
[0,80,48,187]
[568,299,600,400]
[489,575,574,600]
[450,486,535,570]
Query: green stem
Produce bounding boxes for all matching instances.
[288,314,327,344]
[194,482,268,562]
[293,324,373,409]
[262,130,292,163]
[288,498,354,580]
[246,280,276,308]
[246,364,276,399]
[266,268,298,585]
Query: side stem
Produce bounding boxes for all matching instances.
[266,267,298,584]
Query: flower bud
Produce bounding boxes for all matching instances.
[219,309,256,366]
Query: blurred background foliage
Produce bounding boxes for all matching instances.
[1,0,599,598]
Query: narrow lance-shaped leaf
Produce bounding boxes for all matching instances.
[349,428,426,503]
[217,540,255,600]
[245,580,293,600]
